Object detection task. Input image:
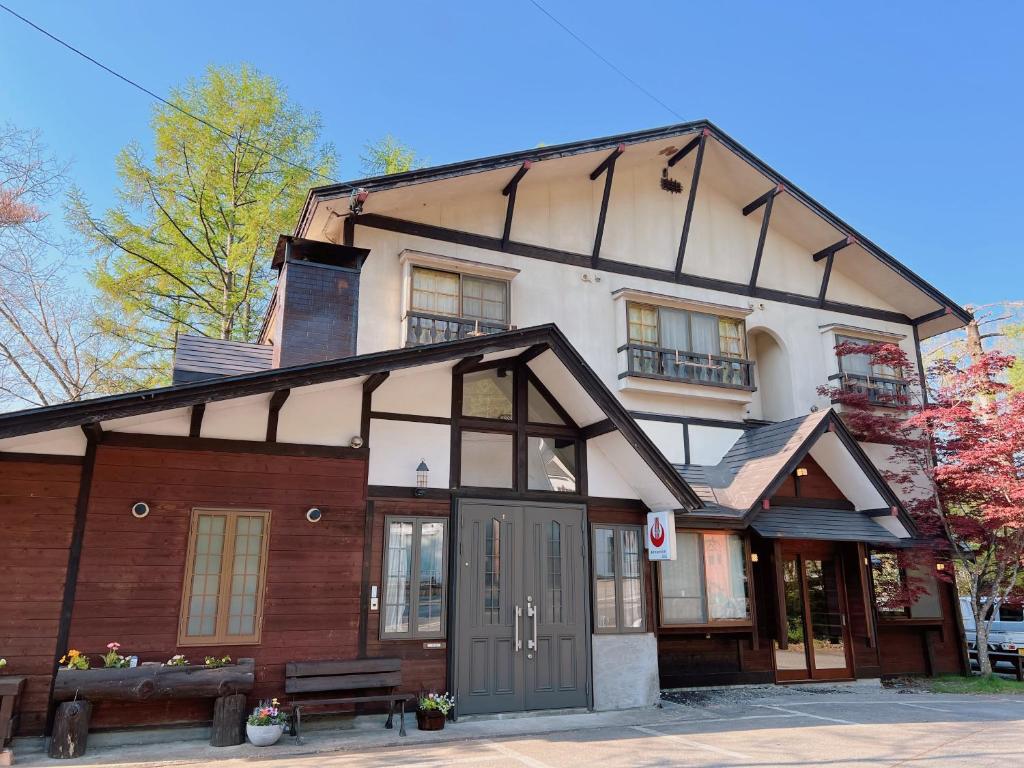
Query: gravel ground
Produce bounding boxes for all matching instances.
[661,681,863,707]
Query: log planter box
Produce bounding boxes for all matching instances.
[49,659,255,758]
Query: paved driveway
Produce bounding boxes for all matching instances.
[16,686,1024,767]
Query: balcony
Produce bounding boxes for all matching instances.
[619,343,756,391]
[828,372,911,408]
[405,311,509,347]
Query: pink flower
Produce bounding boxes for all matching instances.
[107,642,121,651]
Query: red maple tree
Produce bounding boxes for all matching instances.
[820,341,1024,675]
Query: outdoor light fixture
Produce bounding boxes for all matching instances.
[936,562,946,571]
[306,507,323,523]
[131,502,150,519]
[795,467,809,477]
[750,553,759,563]
[414,460,430,497]
[350,436,365,449]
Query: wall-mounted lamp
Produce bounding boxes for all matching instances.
[795,467,809,477]
[935,562,946,571]
[350,436,364,449]
[414,460,429,497]
[306,507,323,523]
[131,502,150,519]
[750,553,759,563]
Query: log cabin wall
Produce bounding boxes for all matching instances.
[64,444,367,730]
[877,574,965,677]
[364,497,450,699]
[0,458,82,736]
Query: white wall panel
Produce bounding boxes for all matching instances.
[368,420,451,488]
[688,425,743,465]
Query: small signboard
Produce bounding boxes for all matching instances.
[645,510,676,561]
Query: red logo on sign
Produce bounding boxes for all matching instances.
[650,517,665,548]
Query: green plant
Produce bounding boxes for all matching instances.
[59,649,89,670]
[165,654,188,666]
[247,698,288,727]
[204,654,231,668]
[102,642,130,669]
[417,691,455,715]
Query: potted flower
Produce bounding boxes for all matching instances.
[246,698,288,746]
[416,691,454,731]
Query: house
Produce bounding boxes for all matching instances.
[0,120,969,736]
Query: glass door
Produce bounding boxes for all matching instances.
[773,548,852,681]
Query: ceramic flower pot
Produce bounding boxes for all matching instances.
[416,709,446,731]
[246,723,285,746]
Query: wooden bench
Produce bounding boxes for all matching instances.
[285,658,411,740]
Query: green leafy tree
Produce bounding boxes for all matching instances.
[69,64,336,381]
[360,135,422,176]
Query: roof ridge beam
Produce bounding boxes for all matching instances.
[590,145,624,266]
[674,128,711,276]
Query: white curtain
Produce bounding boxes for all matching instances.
[658,308,690,378]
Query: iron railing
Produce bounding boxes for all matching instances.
[621,343,756,390]
[405,311,509,347]
[828,371,911,407]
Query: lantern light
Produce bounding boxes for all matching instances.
[414,460,429,497]
[795,467,809,477]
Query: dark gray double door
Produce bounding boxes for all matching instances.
[455,500,590,715]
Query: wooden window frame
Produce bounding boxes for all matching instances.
[868,548,943,623]
[835,334,904,380]
[380,516,449,640]
[409,266,510,325]
[452,360,584,496]
[657,530,752,629]
[177,508,271,647]
[626,301,749,359]
[591,524,646,634]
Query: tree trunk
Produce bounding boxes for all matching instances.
[976,620,993,676]
[210,693,247,747]
[53,659,255,702]
[48,700,91,759]
[965,316,984,359]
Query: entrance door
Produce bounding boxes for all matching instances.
[455,500,589,715]
[774,543,853,681]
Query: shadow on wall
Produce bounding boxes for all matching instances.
[748,328,793,422]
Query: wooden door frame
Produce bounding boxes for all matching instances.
[773,540,855,683]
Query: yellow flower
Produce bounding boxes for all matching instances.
[60,655,67,664]
[271,698,279,706]
[68,650,80,658]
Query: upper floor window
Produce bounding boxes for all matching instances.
[407,267,510,346]
[659,531,750,626]
[831,335,909,407]
[623,302,754,389]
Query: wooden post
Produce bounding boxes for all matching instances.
[210,693,247,747]
[48,700,91,759]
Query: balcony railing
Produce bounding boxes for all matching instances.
[829,372,911,408]
[620,344,756,390]
[406,311,509,347]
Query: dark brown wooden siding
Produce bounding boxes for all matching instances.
[0,459,81,735]
[771,455,847,503]
[65,445,367,730]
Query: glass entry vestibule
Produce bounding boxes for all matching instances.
[774,540,853,681]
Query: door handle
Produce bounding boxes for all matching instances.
[514,605,522,652]
[527,601,537,651]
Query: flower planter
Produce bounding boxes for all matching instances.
[416,709,446,731]
[246,723,285,746]
[53,658,255,702]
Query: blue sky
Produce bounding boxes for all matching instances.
[1,1,1020,306]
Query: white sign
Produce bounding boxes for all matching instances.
[645,510,676,560]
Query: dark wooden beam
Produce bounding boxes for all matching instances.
[453,355,484,375]
[501,162,531,247]
[666,134,702,168]
[742,183,784,217]
[589,144,624,181]
[912,306,954,326]
[818,253,835,307]
[342,215,355,247]
[516,343,550,367]
[748,185,783,292]
[361,372,390,442]
[580,418,615,440]
[812,235,856,262]
[350,213,915,326]
[189,403,205,438]
[100,431,367,459]
[590,146,624,266]
[674,129,709,276]
[357,500,374,657]
[45,426,100,735]
[0,452,83,465]
[266,389,290,443]
[369,411,452,425]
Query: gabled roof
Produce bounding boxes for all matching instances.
[297,119,970,337]
[674,408,916,536]
[0,324,702,510]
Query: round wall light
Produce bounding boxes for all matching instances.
[306,507,323,523]
[131,502,150,519]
